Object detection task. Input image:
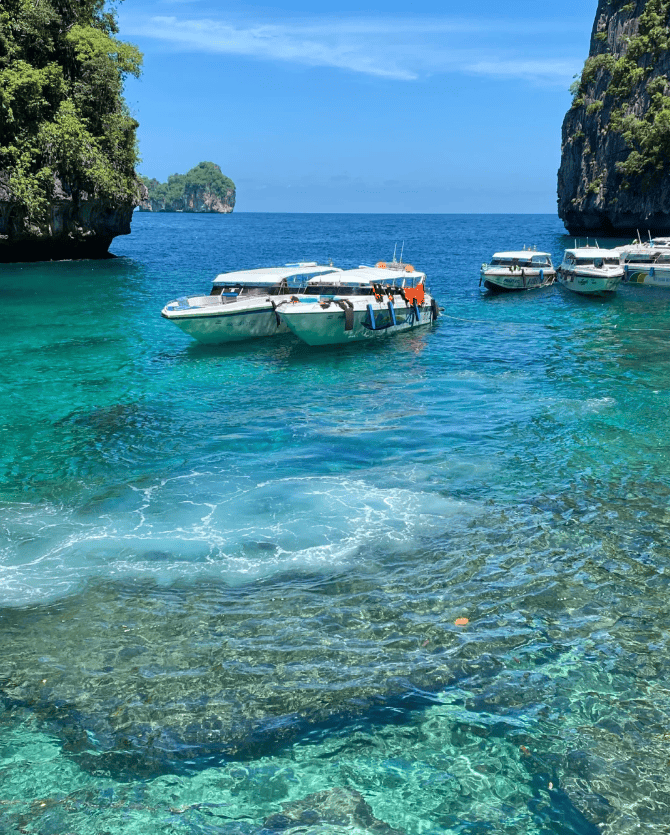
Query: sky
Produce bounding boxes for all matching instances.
[117,0,597,213]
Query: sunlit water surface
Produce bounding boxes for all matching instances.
[2,214,670,835]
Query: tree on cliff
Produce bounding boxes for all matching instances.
[0,0,142,221]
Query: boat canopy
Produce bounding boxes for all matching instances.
[307,265,427,290]
[563,248,621,265]
[212,263,341,287]
[489,252,552,267]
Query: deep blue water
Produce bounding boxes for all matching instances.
[2,213,670,835]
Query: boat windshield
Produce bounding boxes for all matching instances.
[575,257,617,266]
[490,256,550,268]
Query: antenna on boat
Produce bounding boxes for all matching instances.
[392,243,397,264]
[399,240,405,265]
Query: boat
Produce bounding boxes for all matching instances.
[556,246,624,295]
[616,237,670,287]
[161,263,344,344]
[277,262,439,346]
[480,249,555,292]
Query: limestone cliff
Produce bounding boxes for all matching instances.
[0,175,145,263]
[139,162,235,213]
[558,0,670,236]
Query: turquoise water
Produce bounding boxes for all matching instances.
[2,213,670,834]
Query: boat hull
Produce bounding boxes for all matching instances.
[623,264,670,287]
[481,270,555,292]
[556,268,622,296]
[162,298,289,344]
[279,296,435,346]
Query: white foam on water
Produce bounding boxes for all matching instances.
[0,472,476,606]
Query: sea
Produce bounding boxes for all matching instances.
[1,212,670,835]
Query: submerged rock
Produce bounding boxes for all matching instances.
[263,788,404,835]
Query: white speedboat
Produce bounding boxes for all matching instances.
[556,247,624,295]
[161,263,343,344]
[480,249,555,292]
[277,262,438,346]
[617,238,670,287]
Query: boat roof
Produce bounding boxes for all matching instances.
[563,247,620,256]
[491,251,552,259]
[308,265,426,287]
[212,263,341,286]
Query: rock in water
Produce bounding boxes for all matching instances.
[558,0,670,236]
[139,162,236,213]
[0,174,144,263]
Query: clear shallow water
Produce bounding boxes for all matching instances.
[2,214,670,834]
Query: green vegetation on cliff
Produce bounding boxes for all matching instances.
[140,162,235,211]
[571,0,670,185]
[0,0,142,219]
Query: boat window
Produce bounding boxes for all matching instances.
[531,256,550,266]
[210,286,223,296]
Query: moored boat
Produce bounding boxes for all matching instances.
[278,262,438,346]
[161,263,343,344]
[557,246,624,295]
[617,238,670,287]
[480,249,555,292]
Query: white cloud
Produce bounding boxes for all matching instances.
[120,13,585,85]
[466,59,581,84]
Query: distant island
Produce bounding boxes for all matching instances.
[139,162,236,213]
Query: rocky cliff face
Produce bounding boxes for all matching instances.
[558,0,670,236]
[0,175,146,263]
[139,185,235,213]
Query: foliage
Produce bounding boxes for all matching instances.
[587,100,605,114]
[141,162,235,209]
[571,0,670,185]
[0,0,142,220]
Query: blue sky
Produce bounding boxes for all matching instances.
[118,0,597,213]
